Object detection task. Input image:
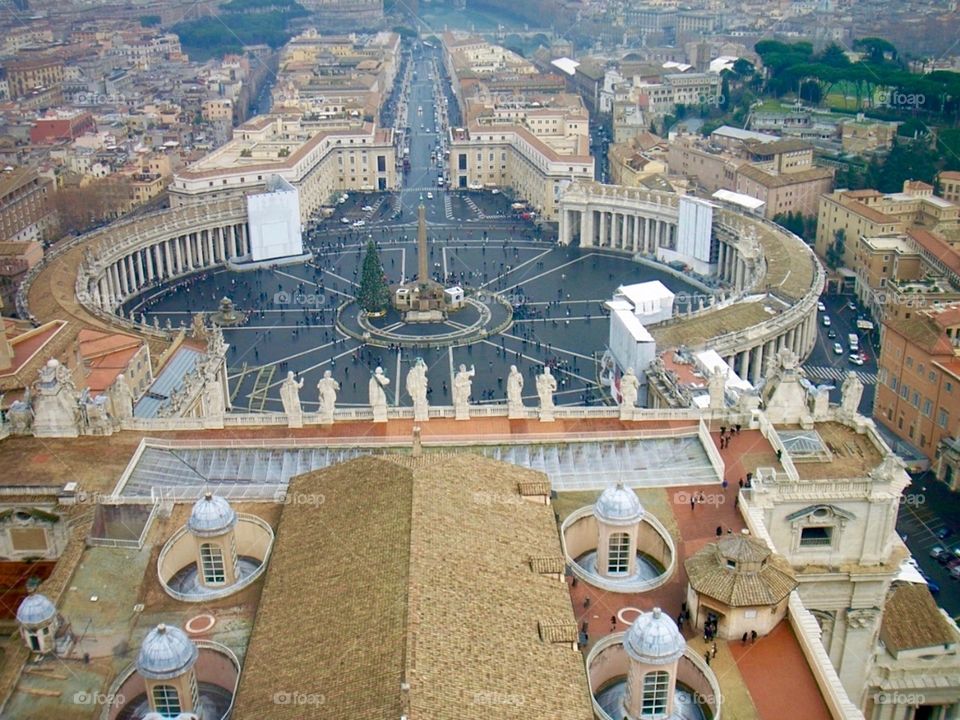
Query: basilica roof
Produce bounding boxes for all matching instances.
[231,453,593,720]
[685,534,796,607]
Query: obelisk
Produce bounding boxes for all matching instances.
[417,201,429,285]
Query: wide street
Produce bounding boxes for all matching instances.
[126,44,701,413]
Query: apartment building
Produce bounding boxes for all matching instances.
[815,182,960,269]
[448,125,593,221]
[170,115,396,222]
[940,171,960,204]
[4,57,64,99]
[875,303,960,472]
[0,240,42,310]
[0,169,56,244]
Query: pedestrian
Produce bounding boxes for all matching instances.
[722,479,728,491]
[741,632,748,645]
[677,613,684,629]
[611,615,616,626]
[691,497,695,510]
[712,641,718,659]
[734,496,739,509]
[751,630,758,643]
[716,525,722,537]
[705,651,711,666]
[738,478,744,489]
[735,423,741,434]
[584,597,591,609]
[720,425,726,435]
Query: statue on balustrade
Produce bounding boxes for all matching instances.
[317,370,340,425]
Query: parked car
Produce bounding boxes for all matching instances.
[946,556,960,572]
[827,329,837,339]
[849,354,865,366]
[340,217,350,224]
[951,564,960,580]
[817,301,826,312]
[361,205,374,212]
[928,578,942,594]
[822,315,831,327]
[931,545,949,561]
[847,301,857,311]
[938,527,953,540]
[833,342,844,355]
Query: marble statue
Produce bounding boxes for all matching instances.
[152,317,160,330]
[109,373,134,421]
[203,370,225,417]
[406,357,429,422]
[619,367,640,421]
[82,393,112,435]
[708,366,726,410]
[32,359,81,437]
[7,399,32,434]
[537,367,558,422]
[369,366,390,423]
[280,371,305,427]
[453,363,475,420]
[190,312,208,340]
[839,372,864,417]
[507,365,524,419]
[316,370,340,425]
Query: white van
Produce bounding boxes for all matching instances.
[848,334,859,352]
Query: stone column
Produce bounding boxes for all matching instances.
[599,211,607,247]
[752,344,764,386]
[115,262,128,298]
[174,237,184,273]
[135,251,145,286]
[579,208,592,247]
[740,348,751,381]
[205,230,214,266]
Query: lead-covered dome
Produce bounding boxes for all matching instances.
[16,594,56,627]
[136,624,199,680]
[595,482,645,525]
[187,493,237,537]
[624,607,685,665]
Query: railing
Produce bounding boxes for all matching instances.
[560,505,677,594]
[699,417,726,481]
[584,633,723,720]
[87,497,161,550]
[99,639,241,720]
[156,514,274,603]
[756,413,800,482]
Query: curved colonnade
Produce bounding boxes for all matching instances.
[559,182,825,386]
[21,184,823,392]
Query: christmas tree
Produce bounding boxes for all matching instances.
[357,240,391,314]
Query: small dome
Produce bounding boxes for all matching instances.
[16,594,56,627]
[624,607,685,665]
[187,493,236,537]
[595,482,644,525]
[136,624,199,680]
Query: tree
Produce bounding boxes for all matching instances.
[826,228,846,270]
[357,241,391,314]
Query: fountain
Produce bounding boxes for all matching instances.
[209,297,246,326]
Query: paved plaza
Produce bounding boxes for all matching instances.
[125,223,698,412]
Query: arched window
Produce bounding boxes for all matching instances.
[608,532,630,575]
[152,684,181,717]
[641,670,670,717]
[199,543,226,585]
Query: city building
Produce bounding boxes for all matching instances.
[0,169,56,244]
[874,302,960,473]
[170,115,396,221]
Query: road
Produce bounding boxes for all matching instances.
[802,292,877,416]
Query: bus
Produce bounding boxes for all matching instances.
[848,334,859,352]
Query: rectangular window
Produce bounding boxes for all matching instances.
[912,391,920,408]
[923,399,933,417]
[901,384,909,400]
[608,533,630,575]
[641,671,670,716]
[939,409,950,429]
[800,526,833,547]
[200,543,226,585]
